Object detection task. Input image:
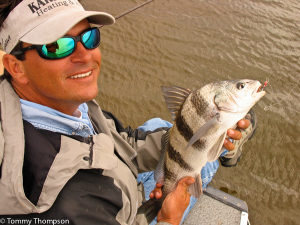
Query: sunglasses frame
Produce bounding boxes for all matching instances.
[11,27,101,60]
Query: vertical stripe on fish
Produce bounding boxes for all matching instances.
[175,111,193,141]
[191,91,210,117]
[164,165,177,183]
[168,144,194,172]
[175,113,207,150]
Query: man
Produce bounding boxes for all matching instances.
[0,0,251,224]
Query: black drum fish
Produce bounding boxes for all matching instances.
[138,79,266,223]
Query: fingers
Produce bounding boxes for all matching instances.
[157,177,195,225]
[174,177,195,204]
[227,118,250,141]
[227,129,242,140]
[150,177,195,199]
[156,183,163,188]
[237,119,250,129]
[149,183,164,199]
[176,177,195,192]
[223,119,250,150]
[223,138,235,151]
[225,129,242,151]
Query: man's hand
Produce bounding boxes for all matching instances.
[149,182,163,199]
[223,119,250,151]
[156,177,195,225]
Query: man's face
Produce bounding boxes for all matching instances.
[16,19,101,114]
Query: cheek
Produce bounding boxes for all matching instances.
[94,50,102,68]
[24,61,67,92]
[23,50,66,76]
[34,64,63,81]
[90,50,101,80]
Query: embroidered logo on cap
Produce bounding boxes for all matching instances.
[27,0,81,16]
[1,36,11,51]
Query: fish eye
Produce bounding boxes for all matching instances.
[237,82,245,90]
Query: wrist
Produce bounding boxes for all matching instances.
[157,218,181,225]
[156,221,173,225]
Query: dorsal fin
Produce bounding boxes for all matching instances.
[161,86,192,121]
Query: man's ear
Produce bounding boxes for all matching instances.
[2,54,28,84]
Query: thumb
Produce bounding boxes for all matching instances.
[176,176,195,192]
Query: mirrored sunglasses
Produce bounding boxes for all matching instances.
[11,27,100,60]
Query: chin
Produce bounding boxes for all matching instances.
[78,89,99,102]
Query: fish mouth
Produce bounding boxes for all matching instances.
[252,83,266,98]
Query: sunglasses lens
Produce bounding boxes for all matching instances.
[82,29,100,49]
[39,28,100,59]
[41,38,75,59]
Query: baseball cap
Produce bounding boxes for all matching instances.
[0,0,115,53]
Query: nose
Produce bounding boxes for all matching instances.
[70,42,92,63]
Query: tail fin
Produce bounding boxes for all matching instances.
[137,198,162,223]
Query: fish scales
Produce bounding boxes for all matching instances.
[167,145,193,172]
[160,83,226,201]
[138,80,266,223]
[162,87,217,197]
[174,115,207,150]
[190,90,210,117]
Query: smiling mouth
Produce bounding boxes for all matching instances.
[70,71,92,79]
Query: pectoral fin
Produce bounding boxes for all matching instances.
[207,133,226,162]
[185,114,222,151]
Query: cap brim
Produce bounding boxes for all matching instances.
[20,11,115,45]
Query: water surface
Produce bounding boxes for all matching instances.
[81,0,300,224]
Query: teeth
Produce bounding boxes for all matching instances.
[70,71,92,79]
